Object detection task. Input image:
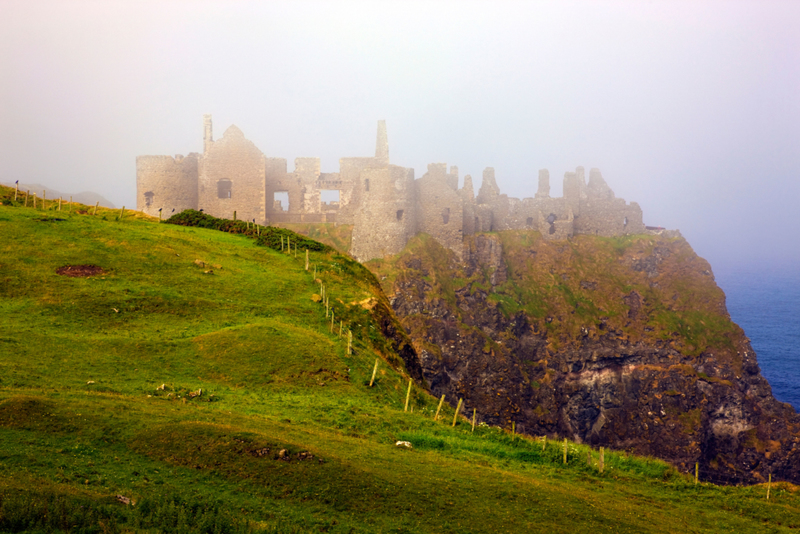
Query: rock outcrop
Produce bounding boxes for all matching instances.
[370,231,800,485]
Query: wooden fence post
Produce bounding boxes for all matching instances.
[563,438,568,464]
[452,398,463,427]
[25,190,29,207]
[767,473,771,500]
[69,196,72,212]
[434,394,445,421]
[42,190,46,209]
[472,408,476,432]
[404,379,412,412]
[339,320,343,338]
[14,182,18,201]
[305,249,309,271]
[281,236,284,251]
[93,201,99,215]
[347,330,352,355]
[599,447,604,473]
[512,421,515,439]
[695,462,699,485]
[369,359,378,387]
[118,206,125,220]
[542,435,547,452]
[587,450,592,466]
[33,193,36,209]
[58,197,62,211]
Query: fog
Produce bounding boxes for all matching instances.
[2,0,799,271]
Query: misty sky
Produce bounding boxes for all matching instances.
[2,0,799,272]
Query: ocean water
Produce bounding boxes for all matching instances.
[715,267,800,412]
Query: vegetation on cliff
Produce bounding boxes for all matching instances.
[0,186,798,532]
[367,231,800,485]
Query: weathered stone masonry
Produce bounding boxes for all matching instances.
[137,115,647,260]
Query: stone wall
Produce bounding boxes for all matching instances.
[135,153,199,217]
[350,165,416,261]
[198,125,266,223]
[415,165,464,258]
[136,115,664,260]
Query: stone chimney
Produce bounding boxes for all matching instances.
[203,114,213,155]
[536,169,550,198]
[375,120,389,164]
[476,167,500,204]
[461,174,474,200]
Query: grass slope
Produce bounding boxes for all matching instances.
[0,188,798,532]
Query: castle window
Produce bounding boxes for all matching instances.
[365,179,370,192]
[623,216,628,227]
[320,189,340,209]
[144,191,154,208]
[442,207,450,224]
[396,209,404,221]
[273,191,289,212]
[217,179,232,199]
[526,217,533,226]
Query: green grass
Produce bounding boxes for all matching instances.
[0,188,798,532]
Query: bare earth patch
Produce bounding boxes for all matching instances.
[56,264,105,278]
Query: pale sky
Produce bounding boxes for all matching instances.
[2,0,799,271]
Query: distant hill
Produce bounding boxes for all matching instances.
[2,182,116,208]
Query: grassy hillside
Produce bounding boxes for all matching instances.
[0,188,798,532]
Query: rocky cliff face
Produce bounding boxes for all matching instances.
[367,231,800,485]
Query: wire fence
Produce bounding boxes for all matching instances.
[6,192,783,496]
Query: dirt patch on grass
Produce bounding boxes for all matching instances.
[56,264,105,278]
[0,396,76,433]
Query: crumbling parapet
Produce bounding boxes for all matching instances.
[476,167,500,204]
[586,168,614,200]
[138,116,660,259]
[447,166,459,191]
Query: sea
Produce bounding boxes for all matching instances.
[715,266,800,412]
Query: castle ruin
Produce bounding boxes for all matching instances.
[136,116,646,261]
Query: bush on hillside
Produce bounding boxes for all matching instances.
[165,210,330,252]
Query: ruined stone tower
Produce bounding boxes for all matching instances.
[350,122,417,261]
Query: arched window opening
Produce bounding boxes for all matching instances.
[526,217,533,226]
[396,209,404,221]
[547,213,557,235]
[442,207,450,224]
[217,179,232,199]
[144,191,154,208]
